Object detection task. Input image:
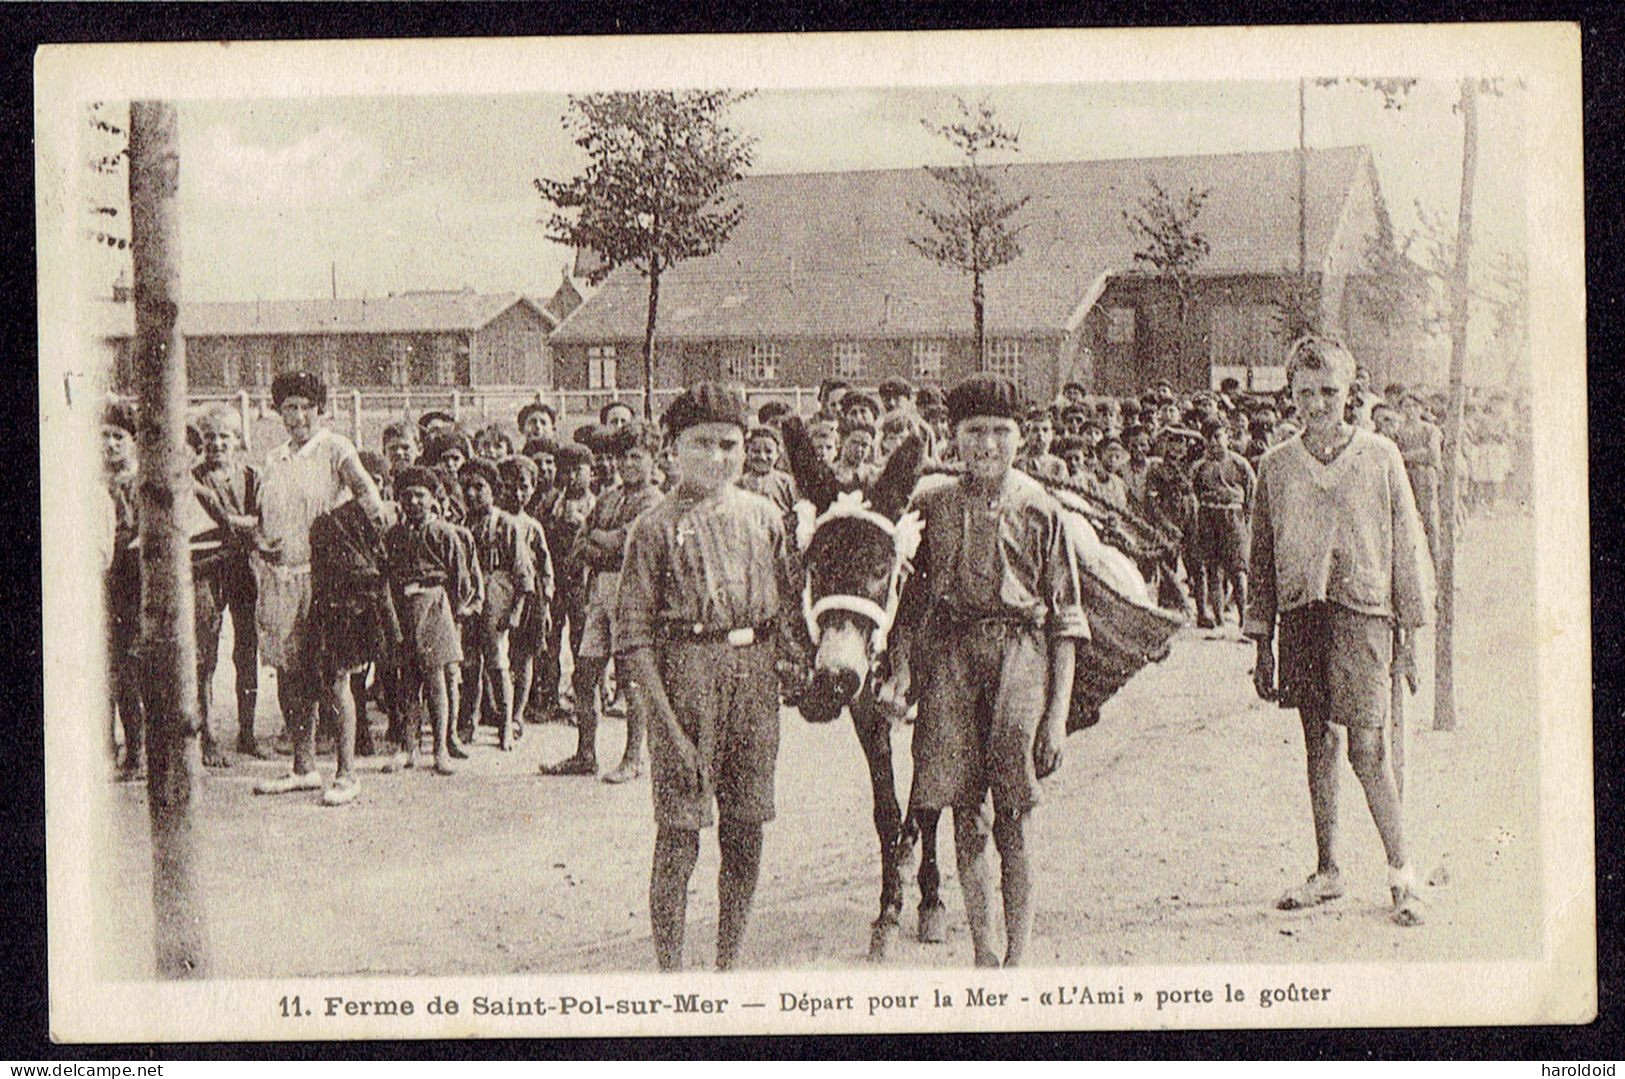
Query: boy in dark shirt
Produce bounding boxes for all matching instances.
[534,441,596,723]
[383,467,476,774]
[457,458,537,752]
[307,450,401,804]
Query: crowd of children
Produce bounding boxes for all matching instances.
[99,354,1522,962]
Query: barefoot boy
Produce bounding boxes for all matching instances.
[615,382,798,971]
[457,458,537,752]
[1246,336,1434,926]
[897,373,1085,967]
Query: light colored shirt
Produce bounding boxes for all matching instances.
[257,427,365,567]
[615,483,795,653]
[1245,430,1435,636]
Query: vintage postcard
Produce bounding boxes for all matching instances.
[36,23,1590,1042]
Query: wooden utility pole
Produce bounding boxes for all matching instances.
[128,100,209,976]
[1298,78,1309,285]
[1434,79,1479,732]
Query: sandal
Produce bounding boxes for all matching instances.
[1275,871,1345,910]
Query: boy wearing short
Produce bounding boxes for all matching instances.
[543,422,664,779]
[383,466,477,774]
[897,374,1085,968]
[457,458,537,752]
[1247,337,1433,926]
[615,382,799,971]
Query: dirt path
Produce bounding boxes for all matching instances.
[93,516,1541,977]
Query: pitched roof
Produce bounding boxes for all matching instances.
[173,291,544,338]
[552,146,1374,343]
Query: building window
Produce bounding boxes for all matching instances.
[984,339,1022,381]
[911,339,943,381]
[832,341,864,380]
[588,345,618,390]
[252,352,271,388]
[434,339,461,387]
[221,348,239,389]
[728,341,779,383]
[388,338,412,388]
[1107,306,1136,344]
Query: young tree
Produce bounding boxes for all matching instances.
[536,90,755,419]
[910,96,1031,369]
[128,100,210,978]
[1122,177,1211,362]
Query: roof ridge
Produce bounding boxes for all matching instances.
[740,144,1369,183]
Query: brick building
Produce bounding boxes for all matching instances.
[105,289,559,392]
[549,145,1424,400]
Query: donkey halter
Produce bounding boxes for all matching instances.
[795,489,923,656]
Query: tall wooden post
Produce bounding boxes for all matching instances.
[128,100,209,977]
[1434,79,1479,732]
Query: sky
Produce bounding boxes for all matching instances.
[83,80,1527,305]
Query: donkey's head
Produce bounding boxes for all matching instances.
[781,416,923,723]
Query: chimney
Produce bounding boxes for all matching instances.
[881,291,894,326]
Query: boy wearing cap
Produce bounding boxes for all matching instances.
[616,382,800,971]
[543,422,664,780]
[896,374,1085,968]
[457,458,537,752]
[1247,337,1433,926]
[251,372,385,800]
[193,405,265,760]
[383,466,477,774]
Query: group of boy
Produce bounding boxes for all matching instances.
[102,341,1438,968]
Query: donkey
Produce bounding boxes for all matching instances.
[780,417,948,959]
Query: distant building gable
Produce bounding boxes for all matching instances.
[551,146,1375,345]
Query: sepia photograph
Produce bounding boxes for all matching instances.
[35,24,1590,1041]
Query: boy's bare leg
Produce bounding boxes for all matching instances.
[1346,727,1406,868]
[952,803,1001,967]
[427,666,454,774]
[446,664,469,758]
[993,809,1035,967]
[492,661,516,751]
[351,669,377,757]
[512,655,536,728]
[716,818,763,971]
[1278,709,1345,908]
[320,674,361,804]
[543,656,605,774]
[1230,572,1248,629]
[605,684,647,783]
[650,825,700,971]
